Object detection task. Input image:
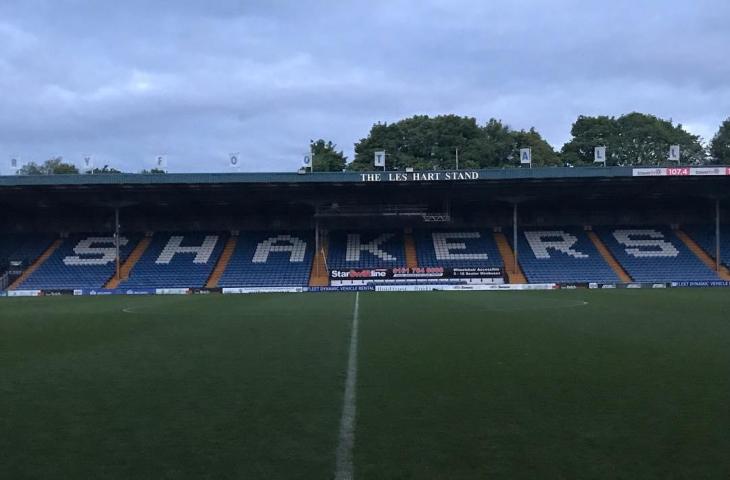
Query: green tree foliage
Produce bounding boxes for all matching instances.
[511,128,562,167]
[561,113,706,166]
[310,139,347,172]
[87,165,122,174]
[349,115,559,171]
[18,157,79,175]
[709,118,730,164]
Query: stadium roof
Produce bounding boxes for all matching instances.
[0,165,728,187]
[1,166,729,212]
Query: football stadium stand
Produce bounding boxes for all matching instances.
[5,225,730,290]
[218,231,315,287]
[596,226,721,282]
[2,226,730,289]
[16,234,140,290]
[205,236,238,288]
[493,231,527,284]
[685,225,730,268]
[509,227,620,283]
[586,231,633,282]
[308,236,330,287]
[403,229,419,269]
[104,236,153,288]
[0,235,55,269]
[414,229,502,268]
[327,230,406,270]
[1,168,729,290]
[120,233,225,288]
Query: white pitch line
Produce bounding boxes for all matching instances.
[335,292,360,480]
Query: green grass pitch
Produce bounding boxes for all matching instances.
[1,290,729,479]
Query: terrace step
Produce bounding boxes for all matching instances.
[8,238,63,290]
[587,230,633,282]
[404,228,419,269]
[105,236,153,288]
[309,236,330,287]
[205,236,238,288]
[675,229,730,281]
[493,231,527,284]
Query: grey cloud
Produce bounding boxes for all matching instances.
[0,0,728,173]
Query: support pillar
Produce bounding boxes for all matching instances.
[512,203,518,274]
[315,219,320,277]
[716,198,721,272]
[115,207,121,280]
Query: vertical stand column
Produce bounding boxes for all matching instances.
[315,219,320,277]
[115,207,121,280]
[512,203,518,275]
[716,198,721,272]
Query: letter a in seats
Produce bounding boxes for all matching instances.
[253,235,307,262]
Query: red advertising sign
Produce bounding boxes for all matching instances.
[666,167,690,176]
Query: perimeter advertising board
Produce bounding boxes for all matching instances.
[329,266,503,281]
[632,167,730,177]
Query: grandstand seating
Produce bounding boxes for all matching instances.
[508,227,619,283]
[0,234,55,267]
[685,225,730,268]
[120,233,224,288]
[414,229,502,268]
[327,230,406,269]
[5,225,727,289]
[17,234,140,290]
[218,232,314,287]
[596,226,721,282]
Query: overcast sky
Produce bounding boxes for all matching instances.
[1,0,728,173]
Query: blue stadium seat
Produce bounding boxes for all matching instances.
[18,233,140,290]
[597,226,720,282]
[121,232,224,288]
[218,232,314,287]
[414,229,502,268]
[0,234,55,266]
[327,230,405,269]
[685,225,730,268]
[508,227,619,283]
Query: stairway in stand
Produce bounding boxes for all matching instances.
[205,236,238,288]
[404,228,418,269]
[309,237,330,287]
[675,229,730,281]
[493,231,527,284]
[587,230,632,282]
[104,236,152,288]
[8,238,63,290]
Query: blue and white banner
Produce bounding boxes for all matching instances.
[374,151,385,168]
[519,148,531,165]
[668,145,680,162]
[594,146,606,164]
